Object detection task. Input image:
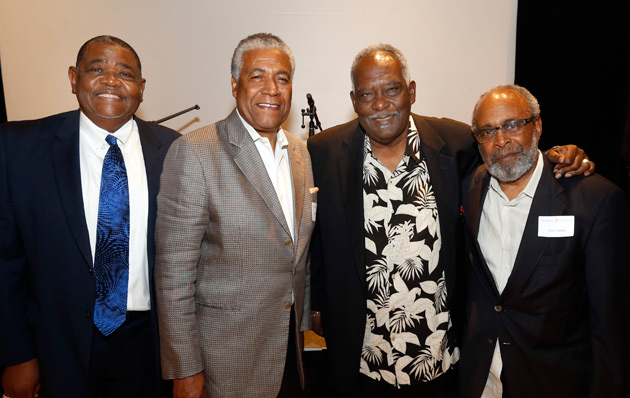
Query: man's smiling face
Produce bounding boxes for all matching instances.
[69,42,145,133]
[231,48,292,135]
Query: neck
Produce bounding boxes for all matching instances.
[369,133,407,173]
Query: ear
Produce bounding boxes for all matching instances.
[408,80,416,105]
[139,78,146,103]
[350,90,357,112]
[68,66,78,94]
[534,117,542,139]
[231,76,238,99]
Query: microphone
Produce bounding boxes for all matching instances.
[301,93,323,136]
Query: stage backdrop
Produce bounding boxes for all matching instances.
[0,0,517,141]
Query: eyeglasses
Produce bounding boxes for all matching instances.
[473,117,537,144]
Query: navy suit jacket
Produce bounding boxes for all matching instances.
[460,158,630,398]
[0,110,179,396]
[307,114,478,393]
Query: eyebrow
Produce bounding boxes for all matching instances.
[356,78,402,89]
[86,59,136,71]
[480,117,520,128]
[116,61,136,71]
[248,67,290,76]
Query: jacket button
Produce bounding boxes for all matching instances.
[494,305,503,312]
[284,239,292,246]
[85,310,92,319]
[488,338,495,345]
[284,302,292,309]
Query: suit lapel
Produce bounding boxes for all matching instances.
[414,116,460,304]
[51,110,92,268]
[136,118,162,206]
[338,123,367,291]
[500,159,565,301]
[467,168,488,239]
[288,137,305,246]
[466,166,501,298]
[226,110,292,238]
[136,118,163,271]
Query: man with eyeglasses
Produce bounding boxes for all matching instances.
[459,84,629,398]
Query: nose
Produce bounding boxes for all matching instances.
[100,71,120,87]
[372,91,389,111]
[494,129,511,147]
[262,78,279,96]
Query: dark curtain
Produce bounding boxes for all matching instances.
[514,0,630,198]
[0,54,7,124]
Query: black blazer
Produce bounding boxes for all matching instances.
[0,110,179,396]
[307,113,478,393]
[460,158,630,398]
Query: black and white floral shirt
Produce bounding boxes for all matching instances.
[360,116,459,387]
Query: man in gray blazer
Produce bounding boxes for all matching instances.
[155,33,315,398]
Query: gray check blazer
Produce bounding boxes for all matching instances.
[155,109,315,397]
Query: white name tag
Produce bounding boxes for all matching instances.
[538,216,574,237]
[312,202,317,222]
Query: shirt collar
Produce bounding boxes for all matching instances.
[236,109,288,149]
[79,111,135,149]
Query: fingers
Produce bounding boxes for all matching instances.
[549,145,594,178]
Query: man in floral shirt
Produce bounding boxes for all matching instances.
[307,44,593,397]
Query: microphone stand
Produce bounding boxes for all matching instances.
[151,104,200,124]
[301,93,322,137]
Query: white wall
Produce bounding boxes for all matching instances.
[0,0,517,141]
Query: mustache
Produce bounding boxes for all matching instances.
[368,111,398,120]
[489,145,524,163]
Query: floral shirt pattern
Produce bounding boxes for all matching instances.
[360,116,459,387]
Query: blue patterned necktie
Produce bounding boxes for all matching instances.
[94,134,130,336]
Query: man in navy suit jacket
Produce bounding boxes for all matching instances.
[460,84,629,397]
[0,35,179,398]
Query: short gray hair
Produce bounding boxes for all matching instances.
[231,33,295,81]
[350,44,410,91]
[471,84,541,131]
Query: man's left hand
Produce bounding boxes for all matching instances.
[544,144,595,178]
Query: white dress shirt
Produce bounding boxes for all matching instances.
[477,152,544,397]
[79,112,151,311]
[236,111,295,239]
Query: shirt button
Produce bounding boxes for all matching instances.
[284,302,292,309]
[494,305,503,312]
[284,239,292,246]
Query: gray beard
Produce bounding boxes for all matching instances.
[485,134,539,182]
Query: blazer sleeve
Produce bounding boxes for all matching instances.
[155,137,208,380]
[583,183,630,397]
[0,124,36,366]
